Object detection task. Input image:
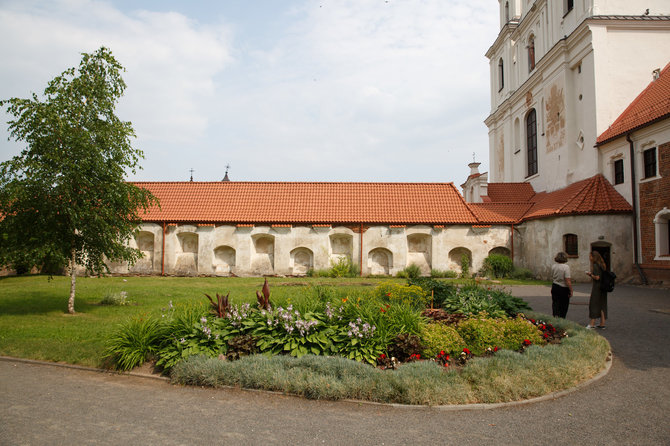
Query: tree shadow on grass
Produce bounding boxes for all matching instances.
[0,292,73,315]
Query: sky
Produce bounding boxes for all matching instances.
[0,0,499,188]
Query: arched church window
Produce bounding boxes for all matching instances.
[526,109,538,176]
[528,35,535,72]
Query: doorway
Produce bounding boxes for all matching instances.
[590,243,611,271]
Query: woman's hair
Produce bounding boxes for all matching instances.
[554,252,568,263]
[590,251,606,269]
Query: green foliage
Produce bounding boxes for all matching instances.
[307,258,359,278]
[440,283,530,317]
[372,281,429,308]
[509,267,535,280]
[407,277,456,308]
[103,315,166,371]
[396,263,422,279]
[456,316,544,355]
[100,290,130,306]
[329,257,360,278]
[482,254,514,278]
[430,269,458,278]
[421,323,467,357]
[460,253,471,278]
[0,47,157,313]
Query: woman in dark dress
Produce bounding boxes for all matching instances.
[586,251,607,329]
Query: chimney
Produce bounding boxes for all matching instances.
[653,68,661,81]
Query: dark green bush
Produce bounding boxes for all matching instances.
[430,269,458,278]
[387,333,424,362]
[396,263,422,279]
[441,283,530,317]
[509,267,535,280]
[407,277,456,308]
[482,253,514,278]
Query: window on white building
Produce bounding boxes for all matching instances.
[643,147,657,179]
[564,234,578,257]
[528,35,535,72]
[614,159,624,185]
[526,109,538,176]
[564,0,574,15]
[498,58,504,91]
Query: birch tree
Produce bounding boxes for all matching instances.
[0,47,156,314]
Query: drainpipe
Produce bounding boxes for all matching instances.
[161,221,166,276]
[360,223,364,277]
[626,134,647,284]
[510,224,515,262]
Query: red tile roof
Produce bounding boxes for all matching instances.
[522,175,632,220]
[470,202,534,224]
[485,182,536,202]
[134,182,479,225]
[597,61,670,144]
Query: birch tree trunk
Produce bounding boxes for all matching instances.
[68,249,77,314]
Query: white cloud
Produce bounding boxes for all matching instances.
[0,0,499,186]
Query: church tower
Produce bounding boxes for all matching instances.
[485,0,670,193]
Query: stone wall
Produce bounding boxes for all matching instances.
[109,223,513,277]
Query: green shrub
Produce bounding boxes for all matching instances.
[460,254,471,278]
[387,333,424,362]
[440,283,530,317]
[396,263,422,279]
[104,315,166,370]
[421,323,467,357]
[509,267,535,280]
[481,254,514,278]
[329,257,360,278]
[407,277,456,309]
[430,269,458,278]
[456,316,544,355]
[372,281,428,308]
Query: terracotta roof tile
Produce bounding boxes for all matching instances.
[470,202,534,224]
[522,175,632,220]
[485,183,536,202]
[597,61,670,144]
[134,182,479,225]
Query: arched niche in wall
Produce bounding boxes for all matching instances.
[654,208,670,259]
[368,248,393,276]
[213,246,236,276]
[290,247,313,276]
[130,231,155,272]
[488,246,511,257]
[175,232,198,274]
[252,234,275,274]
[407,233,431,275]
[329,233,353,263]
[448,247,472,273]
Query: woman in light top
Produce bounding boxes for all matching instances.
[551,252,572,318]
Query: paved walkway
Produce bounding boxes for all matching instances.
[1,284,669,445]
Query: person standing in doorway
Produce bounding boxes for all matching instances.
[551,252,572,318]
[586,251,608,329]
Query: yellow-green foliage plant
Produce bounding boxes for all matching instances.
[372,281,428,308]
[421,323,467,358]
[456,315,544,355]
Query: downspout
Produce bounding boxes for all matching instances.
[360,223,364,277]
[626,134,647,284]
[510,224,514,262]
[161,221,166,276]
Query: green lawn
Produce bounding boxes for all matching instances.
[0,275,401,366]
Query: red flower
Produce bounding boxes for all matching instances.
[380,307,386,313]
[543,333,549,339]
[463,348,471,355]
[440,350,445,356]
[493,346,498,352]
[523,339,532,346]
[386,292,391,297]
[379,353,386,360]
